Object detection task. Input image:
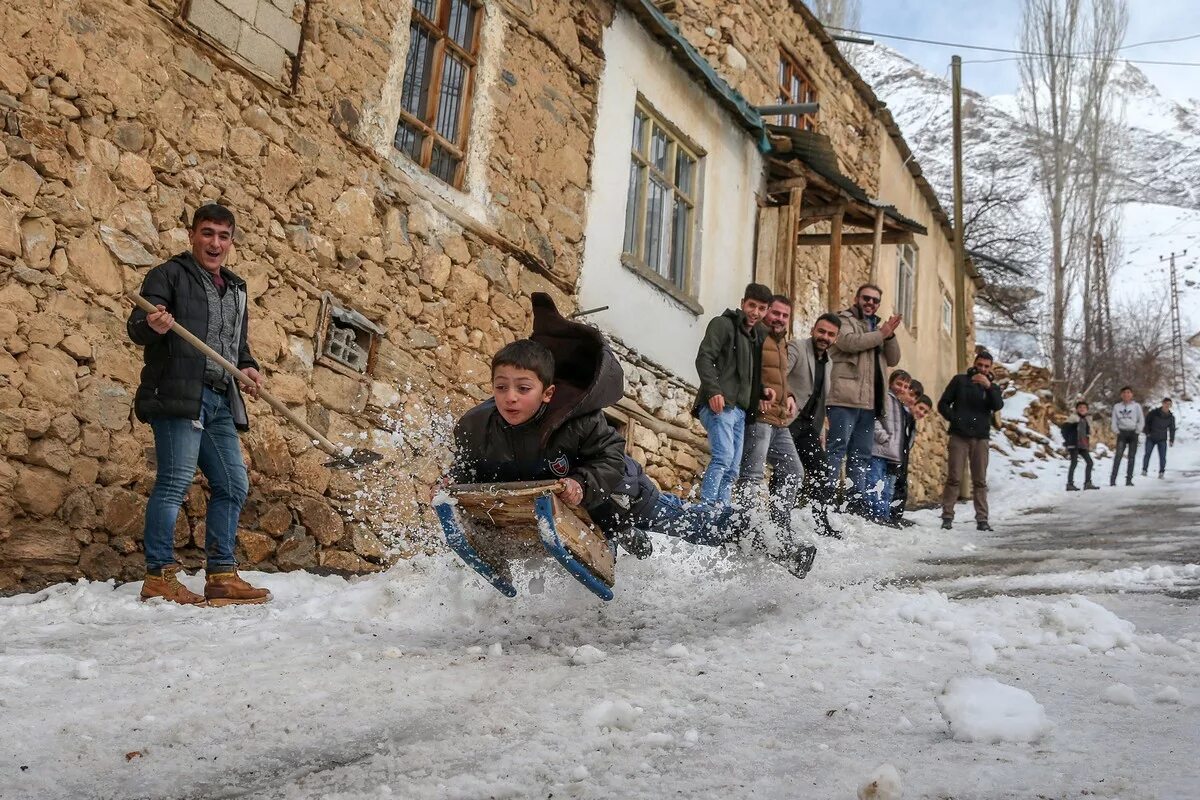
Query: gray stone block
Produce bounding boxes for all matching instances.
[186,0,240,50]
[237,23,288,79]
[255,0,302,55]
[215,0,257,23]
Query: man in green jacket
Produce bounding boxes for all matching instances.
[693,283,772,504]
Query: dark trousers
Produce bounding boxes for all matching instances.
[790,420,833,535]
[1143,439,1168,474]
[1067,448,1093,486]
[1111,430,1138,483]
[891,460,910,520]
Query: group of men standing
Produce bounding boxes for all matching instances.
[1062,389,1177,491]
[693,282,995,536]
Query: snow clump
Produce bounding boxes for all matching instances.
[1039,596,1135,651]
[583,699,641,731]
[857,763,902,800]
[1102,683,1138,706]
[1154,686,1182,704]
[569,645,608,666]
[937,676,1051,743]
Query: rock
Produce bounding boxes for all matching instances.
[60,334,93,360]
[298,497,344,545]
[0,160,43,205]
[237,530,275,564]
[101,488,147,536]
[68,161,120,220]
[76,380,133,430]
[350,526,386,560]
[0,195,21,258]
[79,543,123,579]
[445,266,488,304]
[116,152,155,192]
[311,365,367,415]
[66,231,124,294]
[328,187,379,241]
[245,424,293,476]
[274,529,316,569]
[419,252,451,290]
[0,519,80,564]
[0,308,17,338]
[442,234,470,264]
[14,465,71,515]
[320,549,377,574]
[99,224,157,266]
[406,328,439,349]
[258,502,292,536]
[20,344,79,400]
[26,437,72,474]
[189,110,227,153]
[261,145,302,199]
[107,200,158,249]
[267,372,308,405]
[455,350,491,385]
[0,52,29,96]
[27,316,65,347]
[19,216,55,268]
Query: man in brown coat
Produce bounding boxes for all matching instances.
[825,283,901,514]
[734,295,801,527]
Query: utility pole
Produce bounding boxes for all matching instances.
[1162,250,1188,399]
[951,55,969,373]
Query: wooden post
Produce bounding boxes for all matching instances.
[779,185,803,313]
[827,207,844,310]
[869,206,884,283]
[951,54,969,374]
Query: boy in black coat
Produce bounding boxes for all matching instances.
[1061,400,1099,491]
[447,294,816,578]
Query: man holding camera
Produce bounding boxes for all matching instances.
[937,351,1004,531]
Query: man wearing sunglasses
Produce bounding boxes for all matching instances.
[825,284,902,516]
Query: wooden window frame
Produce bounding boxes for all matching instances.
[896,243,918,330]
[620,97,705,314]
[777,49,818,132]
[941,291,954,335]
[393,0,482,188]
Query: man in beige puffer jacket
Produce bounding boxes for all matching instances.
[825,284,902,514]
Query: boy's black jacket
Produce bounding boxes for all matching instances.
[449,294,627,511]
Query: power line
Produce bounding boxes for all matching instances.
[829,27,1200,67]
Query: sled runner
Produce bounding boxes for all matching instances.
[434,480,616,601]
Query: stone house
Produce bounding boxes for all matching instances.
[0,0,973,593]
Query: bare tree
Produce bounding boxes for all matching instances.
[807,0,861,30]
[1018,0,1128,399]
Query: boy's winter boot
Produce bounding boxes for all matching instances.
[976,521,994,532]
[1125,478,1134,487]
[776,542,817,579]
[1066,483,1080,491]
[204,571,271,607]
[1158,471,1165,479]
[1141,470,1148,477]
[1083,481,1100,490]
[940,519,953,530]
[615,528,653,560]
[140,566,206,606]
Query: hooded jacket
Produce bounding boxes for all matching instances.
[827,306,901,414]
[127,252,258,430]
[449,294,626,510]
[694,308,760,415]
[871,391,906,463]
[1144,407,1175,443]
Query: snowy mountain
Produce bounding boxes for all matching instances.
[851,45,1200,343]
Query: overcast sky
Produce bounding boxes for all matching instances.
[855,0,1200,103]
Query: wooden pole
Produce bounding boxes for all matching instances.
[827,207,844,310]
[869,206,884,283]
[951,54,969,373]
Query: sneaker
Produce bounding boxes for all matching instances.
[1109,479,1116,487]
[616,528,653,560]
[940,519,952,531]
[1125,479,1134,487]
[140,566,206,605]
[1083,482,1100,490]
[1066,484,1080,492]
[1158,472,1165,479]
[976,521,994,532]
[1141,470,1148,477]
[204,571,271,607]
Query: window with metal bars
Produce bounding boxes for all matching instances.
[393,0,481,187]
[777,51,818,131]
[896,243,918,327]
[621,102,702,295]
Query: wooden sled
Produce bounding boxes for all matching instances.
[434,480,616,601]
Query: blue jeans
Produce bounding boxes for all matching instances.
[735,422,803,527]
[866,457,898,520]
[825,406,876,507]
[638,493,738,548]
[1143,439,1167,474]
[143,387,249,572]
[698,406,746,505]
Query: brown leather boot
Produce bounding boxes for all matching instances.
[140,566,206,605]
[204,571,271,607]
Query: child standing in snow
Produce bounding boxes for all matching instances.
[1062,400,1099,491]
[889,384,932,527]
[866,371,910,525]
[1110,386,1144,487]
[446,293,817,578]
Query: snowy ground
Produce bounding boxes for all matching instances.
[3,424,1199,799]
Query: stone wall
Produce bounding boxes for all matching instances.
[0,0,617,592]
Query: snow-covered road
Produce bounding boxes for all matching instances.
[2,443,1198,800]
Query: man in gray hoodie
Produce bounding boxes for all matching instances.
[1110,386,1144,487]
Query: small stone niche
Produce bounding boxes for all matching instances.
[315,293,384,377]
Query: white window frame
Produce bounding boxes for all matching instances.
[895,243,917,329]
[620,97,705,310]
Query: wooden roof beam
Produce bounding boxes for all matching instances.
[799,231,915,247]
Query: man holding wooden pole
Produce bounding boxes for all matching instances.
[126,204,271,606]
